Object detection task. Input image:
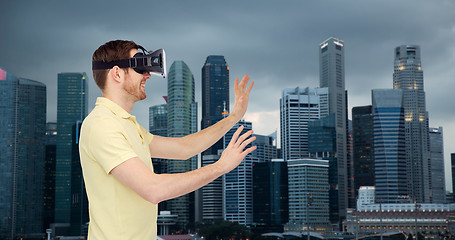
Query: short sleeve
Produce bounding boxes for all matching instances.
[138,123,154,145]
[86,118,139,174]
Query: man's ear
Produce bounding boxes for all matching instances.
[110,66,123,83]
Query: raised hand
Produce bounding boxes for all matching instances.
[230,75,254,121]
[216,126,257,174]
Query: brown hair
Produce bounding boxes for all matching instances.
[92,40,143,90]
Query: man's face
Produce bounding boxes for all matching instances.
[123,49,151,101]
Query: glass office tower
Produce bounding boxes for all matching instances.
[308,114,339,224]
[201,56,229,155]
[44,123,57,231]
[149,103,168,213]
[200,56,229,223]
[55,72,88,224]
[0,68,46,239]
[149,103,168,137]
[149,103,168,176]
[253,159,288,231]
[352,106,375,196]
[372,89,407,203]
[166,61,198,229]
[69,121,88,236]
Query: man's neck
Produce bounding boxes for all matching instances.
[102,92,135,113]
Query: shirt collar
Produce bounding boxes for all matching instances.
[96,97,133,119]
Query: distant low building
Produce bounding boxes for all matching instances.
[157,211,178,236]
[344,186,455,237]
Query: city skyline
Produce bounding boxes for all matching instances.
[1,0,454,190]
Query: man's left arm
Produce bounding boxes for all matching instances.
[149,74,254,160]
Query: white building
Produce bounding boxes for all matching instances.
[280,87,328,161]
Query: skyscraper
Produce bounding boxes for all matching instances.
[346,91,356,209]
[429,127,445,203]
[253,134,278,163]
[393,45,430,203]
[308,114,339,224]
[201,55,229,155]
[253,159,288,231]
[69,121,88,236]
[452,153,455,197]
[372,89,407,203]
[149,103,168,137]
[166,61,198,229]
[55,72,88,224]
[308,114,337,159]
[0,68,46,239]
[319,37,348,219]
[201,154,223,222]
[352,106,375,196]
[280,87,328,161]
[286,159,330,232]
[223,120,261,225]
[44,122,57,231]
[149,103,168,192]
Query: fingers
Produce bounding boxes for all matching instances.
[246,81,254,95]
[235,75,250,93]
[239,75,250,91]
[227,125,244,148]
[227,127,256,152]
[235,130,254,147]
[239,135,256,150]
[241,145,257,158]
[220,126,256,174]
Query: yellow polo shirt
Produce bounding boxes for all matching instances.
[79,97,156,240]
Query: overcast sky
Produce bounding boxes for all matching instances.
[1,0,454,190]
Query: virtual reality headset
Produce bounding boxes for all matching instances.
[92,48,166,78]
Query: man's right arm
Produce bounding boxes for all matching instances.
[148,75,254,160]
[110,126,256,204]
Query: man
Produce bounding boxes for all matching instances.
[79,40,256,240]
